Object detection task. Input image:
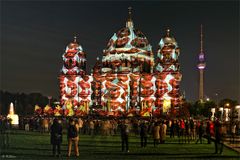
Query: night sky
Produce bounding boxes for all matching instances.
[1,1,239,102]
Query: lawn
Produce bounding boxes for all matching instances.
[1,130,239,160]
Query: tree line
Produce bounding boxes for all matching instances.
[0,90,57,115]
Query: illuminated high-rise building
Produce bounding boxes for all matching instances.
[197,25,206,101]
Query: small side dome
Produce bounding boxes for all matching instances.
[155,29,180,73]
[159,29,178,49]
[65,36,83,54]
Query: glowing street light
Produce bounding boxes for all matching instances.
[223,103,230,121]
[236,105,240,121]
[215,93,219,106]
[48,96,52,105]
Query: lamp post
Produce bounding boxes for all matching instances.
[211,108,215,121]
[224,103,230,121]
[235,105,240,121]
[215,93,218,102]
[48,96,52,106]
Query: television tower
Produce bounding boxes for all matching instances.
[197,25,206,101]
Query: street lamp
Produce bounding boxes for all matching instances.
[215,93,219,106]
[235,105,240,121]
[48,96,52,106]
[224,103,230,121]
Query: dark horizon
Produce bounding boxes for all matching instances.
[1,1,239,102]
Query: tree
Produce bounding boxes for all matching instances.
[25,104,34,115]
[219,98,238,108]
[179,101,191,118]
[201,100,216,118]
[188,101,197,117]
[0,90,54,115]
[190,100,216,118]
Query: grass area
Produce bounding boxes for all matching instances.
[1,130,240,160]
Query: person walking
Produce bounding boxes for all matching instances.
[153,122,160,147]
[67,118,79,157]
[120,119,129,152]
[140,120,148,147]
[50,118,62,157]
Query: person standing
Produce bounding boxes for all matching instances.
[170,120,175,138]
[50,118,62,157]
[1,117,10,151]
[179,119,185,144]
[78,118,83,134]
[161,121,167,144]
[67,118,79,157]
[140,121,148,147]
[89,120,95,136]
[206,121,211,144]
[189,118,195,141]
[185,120,190,143]
[120,120,129,152]
[231,123,236,144]
[43,118,49,133]
[75,119,80,133]
[214,119,223,154]
[153,122,160,147]
[196,121,204,144]
[176,120,180,144]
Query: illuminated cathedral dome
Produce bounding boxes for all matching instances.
[102,7,154,73]
[159,29,178,49]
[61,36,86,76]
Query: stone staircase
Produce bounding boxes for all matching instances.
[222,135,240,153]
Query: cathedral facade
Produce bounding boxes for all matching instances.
[59,9,182,117]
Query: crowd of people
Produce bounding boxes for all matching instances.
[0,115,240,157]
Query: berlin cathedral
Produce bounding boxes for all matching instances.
[59,8,182,117]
